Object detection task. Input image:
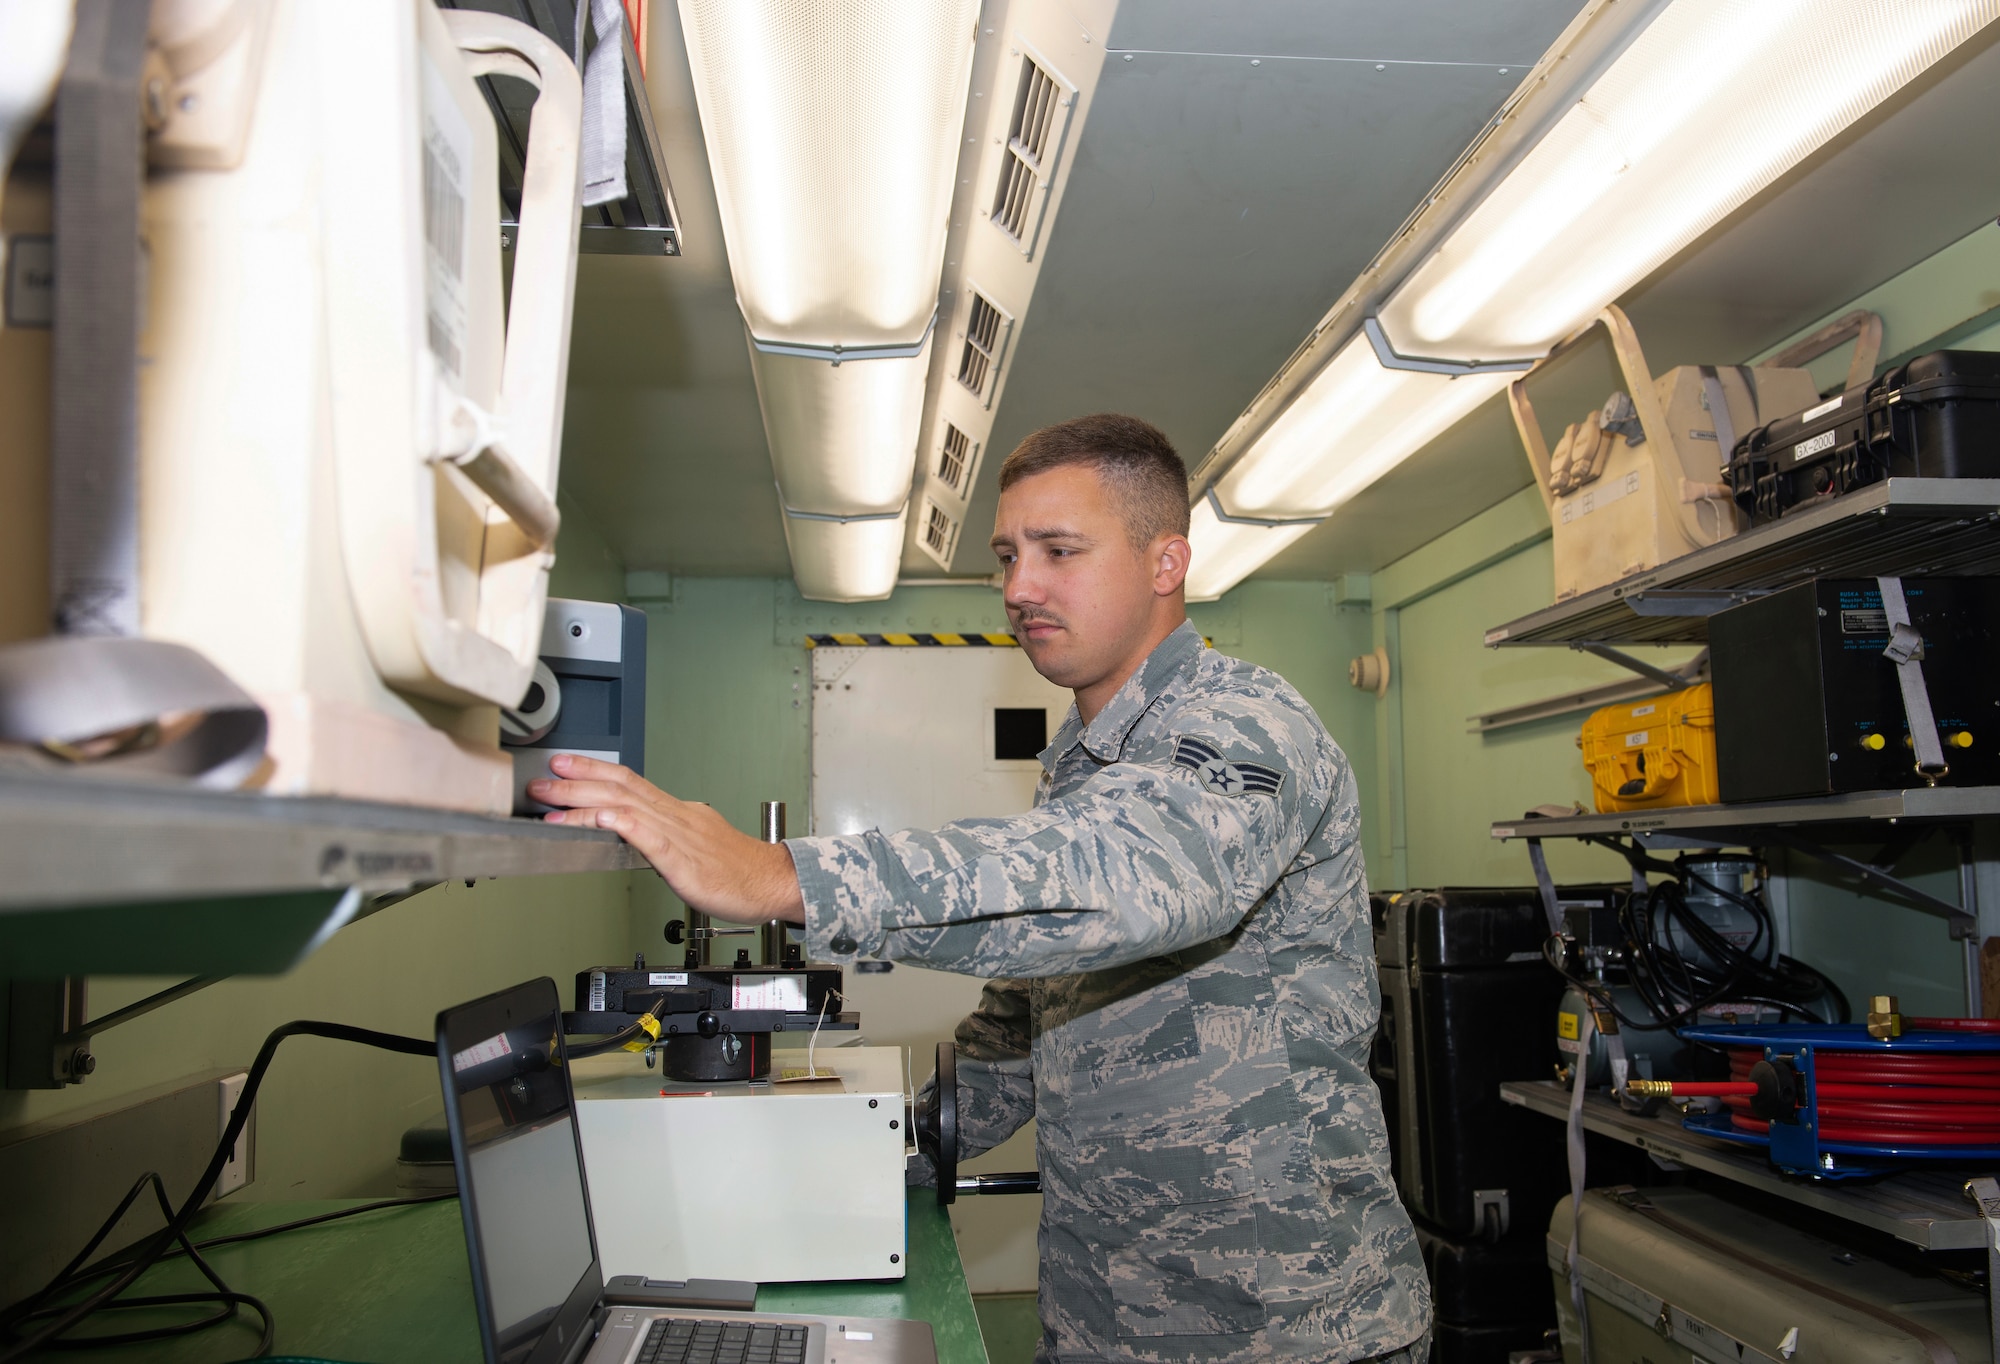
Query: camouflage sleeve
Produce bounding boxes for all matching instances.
[908,978,1036,1187]
[787,695,1331,978]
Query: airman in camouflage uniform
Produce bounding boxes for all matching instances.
[789,620,1431,1363]
[532,414,1430,1363]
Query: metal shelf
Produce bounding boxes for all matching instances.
[1484,478,2000,648]
[1500,1080,1988,1250]
[1491,786,2000,843]
[0,771,647,912]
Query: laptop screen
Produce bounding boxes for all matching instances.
[439,979,602,1364]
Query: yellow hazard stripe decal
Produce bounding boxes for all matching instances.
[807,632,1020,647]
[804,632,1208,648]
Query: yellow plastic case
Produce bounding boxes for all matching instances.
[1579,683,1719,812]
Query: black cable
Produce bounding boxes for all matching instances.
[45,1193,461,1299]
[0,1021,432,1363]
[4,1172,274,1355]
[563,994,668,1059]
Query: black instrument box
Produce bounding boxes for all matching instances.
[1370,886,1618,1242]
[573,963,845,1024]
[1727,350,2000,524]
[1710,577,2000,803]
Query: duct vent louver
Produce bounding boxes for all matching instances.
[920,497,961,566]
[936,423,974,497]
[989,52,1072,255]
[956,292,1010,404]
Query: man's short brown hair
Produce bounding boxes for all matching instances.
[996,413,1191,547]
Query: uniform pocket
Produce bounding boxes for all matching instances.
[1107,1193,1266,1346]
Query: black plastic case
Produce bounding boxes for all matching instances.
[1370,886,1618,1242]
[1415,1222,1554,1363]
[1710,577,2000,802]
[1727,350,2000,524]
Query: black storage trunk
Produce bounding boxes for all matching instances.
[1369,886,1617,1243]
[1727,350,2000,524]
[1711,577,2000,803]
[1415,1222,1554,1364]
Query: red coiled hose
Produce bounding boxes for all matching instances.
[1650,1021,2000,1146]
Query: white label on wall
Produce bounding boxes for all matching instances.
[419,51,474,382]
[732,974,808,1011]
[648,972,689,986]
[1625,730,1650,748]
[1792,430,1837,463]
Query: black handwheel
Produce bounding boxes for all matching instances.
[914,1041,960,1206]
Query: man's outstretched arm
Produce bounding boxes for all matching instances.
[531,753,805,924]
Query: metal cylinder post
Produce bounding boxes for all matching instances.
[759,801,790,966]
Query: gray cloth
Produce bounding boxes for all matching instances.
[789,621,1430,1363]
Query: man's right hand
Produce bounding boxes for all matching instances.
[530,754,806,926]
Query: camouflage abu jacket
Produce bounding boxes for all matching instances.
[788,620,1429,1363]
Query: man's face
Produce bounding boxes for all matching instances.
[990,464,1180,697]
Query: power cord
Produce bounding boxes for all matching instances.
[1542,845,1847,1041]
[0,1021,435,1362]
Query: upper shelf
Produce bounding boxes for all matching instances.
[1490,785,2000,842]
[443,0,683,257]
[0,771,647,912]
[1484,478,2000,649]
[1501,1080,1985,1250]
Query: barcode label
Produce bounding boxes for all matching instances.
[419,50,474,382]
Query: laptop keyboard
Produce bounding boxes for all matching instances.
[636,1318,810,1364]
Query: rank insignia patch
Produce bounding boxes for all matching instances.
[1171,737,1285,797]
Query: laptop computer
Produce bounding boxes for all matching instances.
[437,977,939,1364]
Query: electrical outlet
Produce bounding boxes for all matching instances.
[215,1072,252,1198]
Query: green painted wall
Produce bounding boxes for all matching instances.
[628,576,1377,939]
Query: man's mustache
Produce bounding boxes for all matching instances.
[1011,608,1064,629]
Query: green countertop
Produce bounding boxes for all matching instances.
[37,1192,985,1364]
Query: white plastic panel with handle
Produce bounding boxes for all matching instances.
[315,1,583,711]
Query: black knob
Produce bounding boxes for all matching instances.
[633,953,645,971]
[734,949,752,968]
[696,1011,720,1039]
[665,920,685,944]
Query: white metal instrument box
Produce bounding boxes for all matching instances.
[570,1045,909,1284]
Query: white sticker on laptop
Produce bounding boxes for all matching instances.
[451,1032,511,1072]
[732,974,808,1011]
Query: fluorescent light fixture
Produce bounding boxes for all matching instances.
[1184,498,1316,604]
[1186,338,1510,599]
[1193,0,1996,598]
[1214,338,1512,520]
[1381,0,1999,360]
[678,0,978,599]
[781,511,910,604]
[748,344,932,517]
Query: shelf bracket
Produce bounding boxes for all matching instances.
[1762,830,1976,936]
[7,973,224,1090]
[1571,642,1701,691]
[1618,589,1767,618]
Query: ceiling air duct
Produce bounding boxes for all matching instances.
[678,0,979,601]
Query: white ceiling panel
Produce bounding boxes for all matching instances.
[941,25,1571,571]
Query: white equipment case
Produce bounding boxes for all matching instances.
[571,1045,911,1284]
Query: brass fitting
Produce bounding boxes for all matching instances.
[1625,1079,1676,1097]
[1867,994,1902,1040]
